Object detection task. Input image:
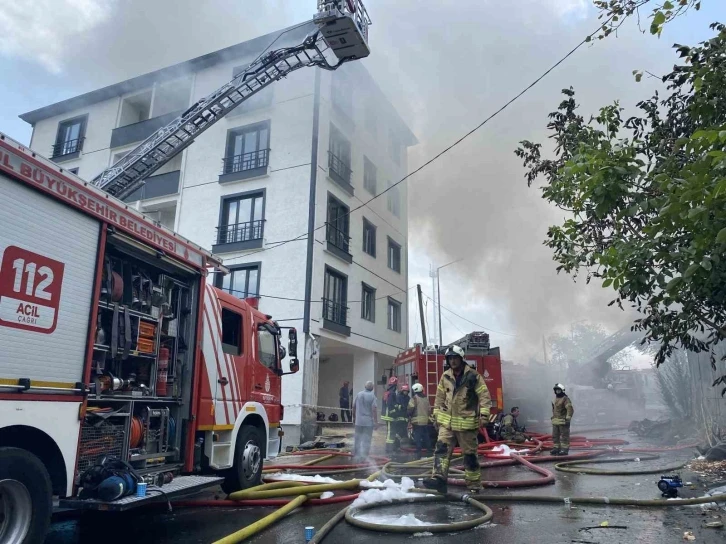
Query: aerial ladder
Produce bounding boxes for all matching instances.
[93,0,371,200]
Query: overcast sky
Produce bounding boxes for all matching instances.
[1,0,723,364]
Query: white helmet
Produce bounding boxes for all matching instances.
[412,383,424,394]
[553,383,566,393]
[445,345,465,359]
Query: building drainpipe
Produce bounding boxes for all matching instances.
[303,68,321,334]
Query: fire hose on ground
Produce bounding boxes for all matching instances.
[188,439,713,542]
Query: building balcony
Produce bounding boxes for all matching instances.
[123,170,181,203]
[51,137,84,162]
[219,149,270,183]
[212,219,265,253]
[322,297,350,336]
[110,110,183,149]
[328,151,354,195]
[325,222,352,263]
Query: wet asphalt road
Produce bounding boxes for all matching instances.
[47,431,726,544]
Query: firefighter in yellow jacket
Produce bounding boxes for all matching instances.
[423,345,491,493]
[408,383,432,459]
[551,383,574,455]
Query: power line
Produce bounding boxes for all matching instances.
[224,285,414,304]
[440,310,465,338]
[422,292,516,337]
[222,16,614,265]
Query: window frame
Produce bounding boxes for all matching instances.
[362,217,376,258]
[219,120,271,183]
[387,237,402,274]
[216,262,262,301]
[387,297,402,333]
[387,181,401,218]
[363,156,377,195]
[52,114,87,161]
[213,189,266,252]
[322,265,350,336]
[328,124,354,194]
[221,308,243,355]
[256,323,280,372]
[389,128,401,166]
[361,282,376,323]
[326,193,352,262]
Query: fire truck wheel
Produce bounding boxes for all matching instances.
[0,447,52,544]
[221,425,265,494]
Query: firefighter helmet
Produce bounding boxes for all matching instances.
[445,345,465,360]
[400,384,410,393]
[412,383,424,394]
[553,383,566,393]
[388,376,398,386]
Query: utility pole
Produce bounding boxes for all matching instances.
[429,264,438,345]
[542,334,549,365]
[434,259,463,347]
[437,272,443,348]
[416,284,427,346]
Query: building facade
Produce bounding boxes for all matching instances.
[20,24,416,444]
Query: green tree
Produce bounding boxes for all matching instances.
[549,322,632,370]
[515,24,726,394]
[593,1,703,38]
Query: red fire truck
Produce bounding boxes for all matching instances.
[392,332,504,416]
[0,2,373,540]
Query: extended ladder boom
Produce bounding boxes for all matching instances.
[94,1,370,199]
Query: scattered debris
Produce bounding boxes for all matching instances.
[320,491,335,499]
[704,520,723,528]
[354,513,434,527]
[704,443,726,462]
[683,530,696,541]
[413,532,434,537]
[688,459,726,482]
[628,418,697,444]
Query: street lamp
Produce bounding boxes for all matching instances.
[433,259,463,345]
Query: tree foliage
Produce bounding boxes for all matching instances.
[548,322,632,370]
[515,24,726,394]
[593,0,703,38]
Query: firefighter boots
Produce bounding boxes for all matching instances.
[422,477,448,494]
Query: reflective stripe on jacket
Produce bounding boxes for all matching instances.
[434,365,491,431]
[408,394,431,425]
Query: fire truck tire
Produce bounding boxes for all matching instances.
[221,425,265,494]
[0,447,52,544]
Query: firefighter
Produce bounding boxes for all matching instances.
[501,406,526,443]
[395,384,411,445]
[381,377,401,452]
[551,383,574,455]
[424,345,491,493]
[408,383,432,459]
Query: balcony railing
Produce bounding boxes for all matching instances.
[326,222,351,254]
[222,149,270,175]
[328,151,352,185]
[323,297,348,327]
[51,137,84,159]
[216,220,265,245]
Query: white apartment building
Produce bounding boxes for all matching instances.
[20,24,416,444]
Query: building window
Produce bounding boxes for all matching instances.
[52,116,86,159]
[387,181,401,218]
[221,309,243,356]
[331,72,353,115]
[67,167,79,175]
[387,298,402,333]
[215,191,265,251]
[361,283,376,322]
[323,267,349,332]
[363,156,377,194]
[328,125,352,191]
[326,194,351,262]
[257,324,278,371]
[389,129,401,165]
[387,237,401,273]
[218,264,260,300]
[221,121,270,181]
[362,218,376,257]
